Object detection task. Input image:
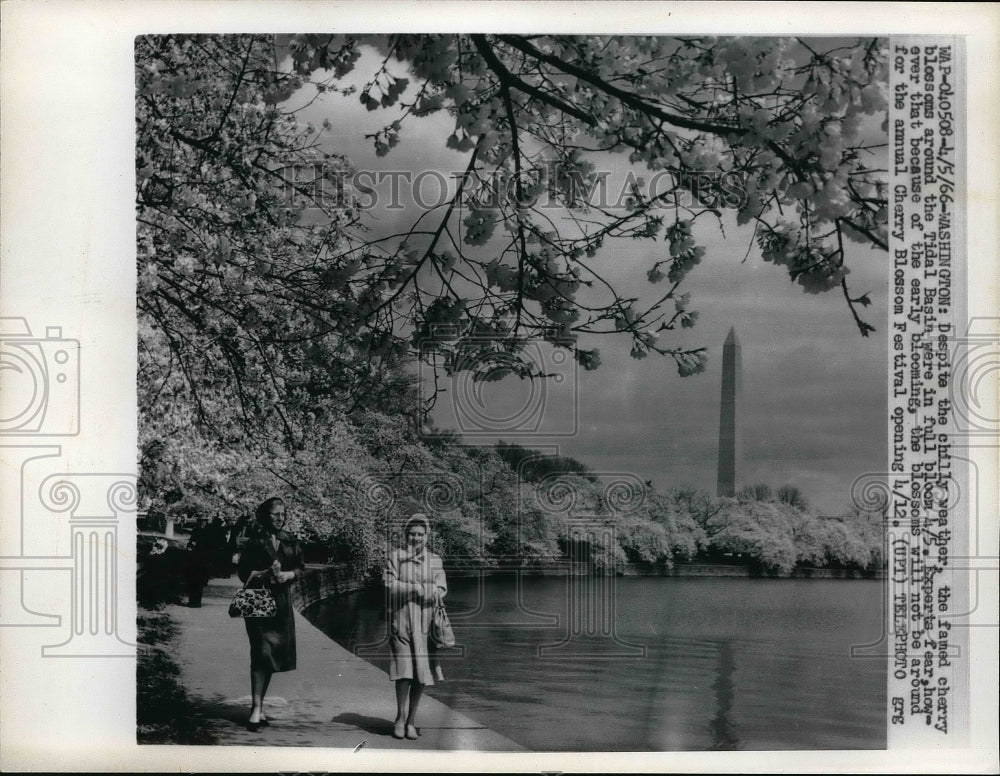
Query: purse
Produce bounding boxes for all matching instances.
[228,578,277,618]
[430,597,455,648]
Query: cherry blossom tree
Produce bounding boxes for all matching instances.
[137,34,406,441]
[136,34,889,570]
[137,33,889,432]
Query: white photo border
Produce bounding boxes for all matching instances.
[1,1,997,772]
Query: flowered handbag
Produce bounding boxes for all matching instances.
[228,579,277,618]
[430,596,455,648]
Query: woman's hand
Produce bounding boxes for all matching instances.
[249,567,293,584]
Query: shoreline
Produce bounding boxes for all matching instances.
[288,559,884,614]
[447,561,884,579]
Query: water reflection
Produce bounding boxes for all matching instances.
[708,641,740,750]
[306,576,885,751]
[538,527,645,658]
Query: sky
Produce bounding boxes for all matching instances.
[294,40,889,515]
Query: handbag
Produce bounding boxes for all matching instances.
[430,597,455,648]
[228,578,277,618]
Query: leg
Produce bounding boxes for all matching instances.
[184,575,198,606]
[405,680,424,739]
[249,667,270,724]
[393,679,410,738]
[259,670,273,722]
[429,643,444,682]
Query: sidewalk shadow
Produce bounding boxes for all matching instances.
[197,697,252,726]
[330,712,395,737]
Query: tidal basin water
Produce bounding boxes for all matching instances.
[306,575,886,751]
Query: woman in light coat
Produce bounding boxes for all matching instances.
[384,513,446,740]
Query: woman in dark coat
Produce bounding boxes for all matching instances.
[237,497,305,730]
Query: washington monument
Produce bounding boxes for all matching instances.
[717,327,742,497]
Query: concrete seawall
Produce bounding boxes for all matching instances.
[290,562,368,611]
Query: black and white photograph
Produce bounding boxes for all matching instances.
[1,2,998,773]
[134,30,893,752]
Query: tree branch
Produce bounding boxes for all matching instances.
[471,35,598,128]
[496,35,745,137]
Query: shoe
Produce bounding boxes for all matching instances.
[405,724,419,740]
[392,720,405,739]
[246,720,261,732]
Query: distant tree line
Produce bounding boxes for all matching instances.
[139,411,883,578]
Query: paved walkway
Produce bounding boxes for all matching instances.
[169,577,524,751]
